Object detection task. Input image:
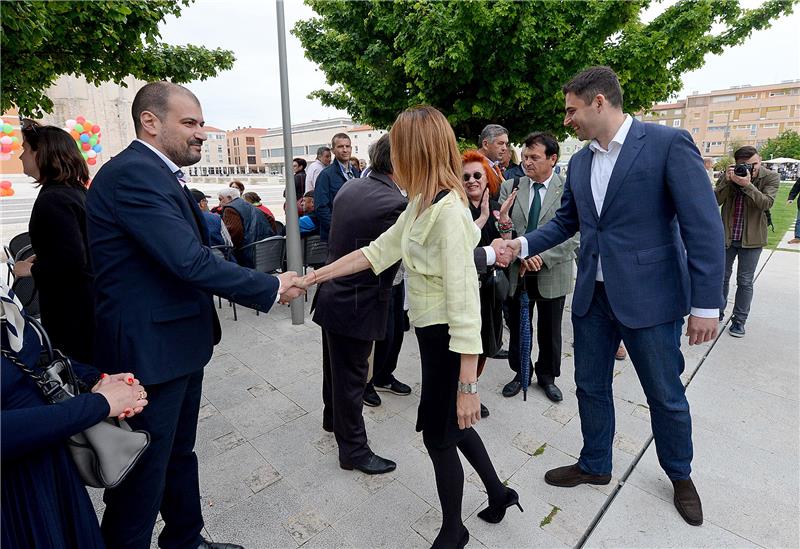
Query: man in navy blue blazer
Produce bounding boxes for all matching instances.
[87,82,304,549]
[313,132,360,241]
[495,67,723,527]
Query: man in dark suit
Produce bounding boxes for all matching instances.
[87,81,303,549]
[496,66,723,526]
[314,132,360,241]
[313,134,406,474]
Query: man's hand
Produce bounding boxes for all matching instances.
[491,238,520,268]
[277,271,305,304]
[519,255,543,276]
[726,166,750,188]
[12,257,35,278]
[686,315,718,345]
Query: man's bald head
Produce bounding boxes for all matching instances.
[132,81,200,137]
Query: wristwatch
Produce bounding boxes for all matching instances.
[458,381,478,394]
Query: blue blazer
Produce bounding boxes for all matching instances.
[314,161,360,241]
[524,119,724,329]
[87,141,280,384]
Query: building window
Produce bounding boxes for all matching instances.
[672,119,681,127]
[658,120,667,126]
[761,123,779,129]
[247,146,256,155]
[247,156,257,165]
[205,154,210,162]
[218,145,223,154]
[292,146,305,156]
[694,112,701,118]
[750,124,757,136]
[246,136,255,144]
[691,128,699,134]
[355,145,359,152]
[261,149,268,157]
[270,147,284,157]
[768,91,786,97]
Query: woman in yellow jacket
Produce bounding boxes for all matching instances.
[298,106,521,548]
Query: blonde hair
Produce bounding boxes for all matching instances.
[390,105,467,212]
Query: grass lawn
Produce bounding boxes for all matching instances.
[767,181,798,249]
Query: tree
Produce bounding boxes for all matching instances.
[759,130,800,160]
[294,0,796,142]
[2,1,235,117]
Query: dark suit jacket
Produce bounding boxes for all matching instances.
[314,161,361,241]
[313,172,406,341]
[87,141,280,385]
[524,119,724,329]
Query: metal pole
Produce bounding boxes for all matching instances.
[276,0,304,324]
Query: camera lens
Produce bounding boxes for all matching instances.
[733,164,749,177]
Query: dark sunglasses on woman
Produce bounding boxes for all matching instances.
[463,172,483,182]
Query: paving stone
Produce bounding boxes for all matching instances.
[245,462,281,494]
[542,402,579,425]
[249,413,327,477]
[198,443,273,517]
[283,509,329,545]
[301,526,353,549]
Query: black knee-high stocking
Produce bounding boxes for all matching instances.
[456,428,506,507]
[425,440,465,546]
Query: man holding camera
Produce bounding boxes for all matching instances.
[715,145,780,337]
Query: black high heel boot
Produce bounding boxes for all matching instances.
[431,527,469,549]
[476,487,524,524]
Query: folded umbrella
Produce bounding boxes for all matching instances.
[519,291,532,401]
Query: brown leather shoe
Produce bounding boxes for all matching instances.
[544,463,611,487]
[672,478,703,526]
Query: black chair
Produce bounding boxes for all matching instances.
[4,232,32,284]
[11,276,39,318]
[302,235,328,274]
[239,236,286,315]
[210,245,238,321]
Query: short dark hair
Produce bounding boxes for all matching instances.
[733,145,758,162]
[316,146,331,158]
[369,134,393,174]
[21,121,89,189]
[523,132,560,159]
[303,191,314,198]
[131,81,200,136]
[293,157,307,169]
[242,191,261,203]
[563,66,623,109]
[331,133,350,146]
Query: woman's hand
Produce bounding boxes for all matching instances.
[475,189,490,229]
[94,375,148,419]
[499,189,518,223]
[12,257,35,278]
[456,391,481,430]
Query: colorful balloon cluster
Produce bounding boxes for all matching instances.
[65,116,103,166]
[0,123,21,161]
[0,180,14,197]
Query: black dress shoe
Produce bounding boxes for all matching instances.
[431,527,469,549]
[491,348,509,359]
[539,383,563,402]
[544,463,611,487]
[198,540,244,549]
[363,383,381,407]
[340,454,396,475]
[477,487,524,524]
[480,403,490,418]
[502,377,530,398]
[672,478,703,526]
[374,378,412,395]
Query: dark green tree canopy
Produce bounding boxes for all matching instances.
[294,0,796,142]
[759,130,800,161]
[2,1,235,117]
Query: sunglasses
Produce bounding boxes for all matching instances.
[462,172,483,182]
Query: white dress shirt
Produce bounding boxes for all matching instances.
[514,117,716,318]
[305,159,326,193]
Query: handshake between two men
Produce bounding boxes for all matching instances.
[489,238,541,273]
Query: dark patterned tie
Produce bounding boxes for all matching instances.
[525,182,544,233]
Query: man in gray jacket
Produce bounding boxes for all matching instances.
[499,132,579,402]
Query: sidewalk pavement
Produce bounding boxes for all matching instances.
[85,234,798,549]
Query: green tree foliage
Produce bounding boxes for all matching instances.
[759,130,800,160]
[294,0,796,142]
[1,1,235,116]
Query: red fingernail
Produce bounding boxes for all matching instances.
[126,376,134,384]
[101,373,108,379]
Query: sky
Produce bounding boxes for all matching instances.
[158,0,800,131]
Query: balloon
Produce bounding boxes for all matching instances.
[11,136,18,142]
[92,125,101,134]
[87,150,97,158]
[70,130,80,140]
[89,135,98,146]
[87,158,97,166]
[0,188,15,197]
[0,144,11,154]
[93,144,103,153]
[11,141,20,151]
[0,180,11,189]
[65,119,77,129]
[76,116,86,124]
[0,136,11,145]
[81,142,91,151]
[81,151,89,159]
[74,123,84,133]
[2,124,12,134]
[80,133,90,143]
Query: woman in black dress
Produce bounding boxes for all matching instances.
[14,121,95,363]
[1,285,148,548]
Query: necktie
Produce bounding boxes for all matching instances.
[525,182,544,233]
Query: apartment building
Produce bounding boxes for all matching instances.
[193,126,229,176]
[227,127,268,172]
[639,80,800,158]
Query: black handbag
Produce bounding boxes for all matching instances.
[2,316,150,489]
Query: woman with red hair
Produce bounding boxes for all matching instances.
[461,150,516,419]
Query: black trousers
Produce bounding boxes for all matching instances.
[507,277,565,386]
[372,283,405,385]
[321,328,373,464]
[101,371,204,549]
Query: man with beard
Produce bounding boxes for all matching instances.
[87,81,304,549]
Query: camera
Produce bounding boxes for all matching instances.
[733,163,753,178]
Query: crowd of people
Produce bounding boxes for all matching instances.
[3,64,776,548]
